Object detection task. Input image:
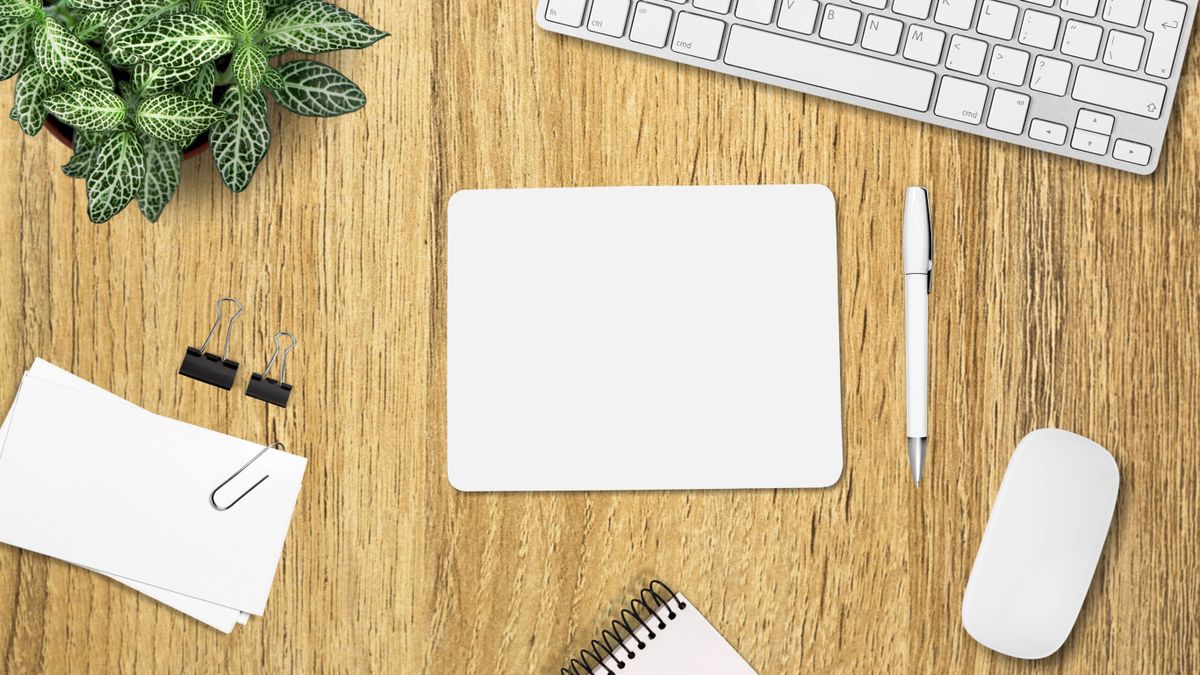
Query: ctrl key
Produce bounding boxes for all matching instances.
[1113,139,1151,166]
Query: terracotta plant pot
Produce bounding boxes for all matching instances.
[44,116,211,160]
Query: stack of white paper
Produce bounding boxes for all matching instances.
[0,359,307,633]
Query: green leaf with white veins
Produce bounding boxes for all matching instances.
[113,12,233,70]
[270,60,364,117]
[9,64,57,135]
[33,19,113,88]
[134,91,225,143]
[106,0,186,59]
[138,137,182,221]
[223,0,264,35]
[0,14,31,80]
[232,42,266,90]
[45,88,127,132]
[0,0,36,18]
[75,10,114,41]
[262,0,386,54]
[210,85,269,192]
[70,0,123,10]
[132,61,198,95]
[181,61,216,102]
[62,131,106,178]
[191,0,226,17]
[87,131,145,223]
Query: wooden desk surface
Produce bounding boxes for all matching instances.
[1,1,1198,672]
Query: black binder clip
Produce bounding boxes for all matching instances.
[179,297,243,390]
[246,332,297,407]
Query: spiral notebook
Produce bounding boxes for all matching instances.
[448,185,843,491]
[559,581,756,674]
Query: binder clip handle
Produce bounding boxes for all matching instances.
[199,297,244,361]
[246,332,297,408]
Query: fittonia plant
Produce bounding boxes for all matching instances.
[1,0,386,222]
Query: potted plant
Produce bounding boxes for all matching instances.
[1,0,386,222]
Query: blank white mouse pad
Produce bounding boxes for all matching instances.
[447,185,843,491]
[962,429,1119,659]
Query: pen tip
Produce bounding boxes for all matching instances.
[908,438,926,488]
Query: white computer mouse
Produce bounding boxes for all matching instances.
[961,428,1119,660]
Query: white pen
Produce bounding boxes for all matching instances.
[903,187,932,487]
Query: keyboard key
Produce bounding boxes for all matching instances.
[1061,0,1100,14]
[1072,65,1166,117]
[1113,138,1151,164]
[1145,0,1186,78]
[1030,118,1068,144]
[1102,0,1143,25]
[1076,109,1114,133]
[735,0,777,22]
[852,0,888,8]
[672,12,726,59]
[694,0,733,12]
[934,0,977,28]
[903,24,946,65]
[1071,128,1110,153]
[978,1,1020,39]
[947,35,988,75]
[986,88,1030,133]
[820,5,862,44]
[935,77,988,124]
[988,45,1029,85]
[1103,30,1145,70]
[723,24,937,110]
[630,2,675,46]
[546,0,588,26]
[1060,20,1102,60]
[589,0,632,36]
[778,0,820,33]
[893,0,933,18]
[862,15,904,54]
[1030,55,1071,95]
[1024,0,1054,6]
[1018,10,1060,49]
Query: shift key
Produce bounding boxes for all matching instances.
[1072,66,1167,118]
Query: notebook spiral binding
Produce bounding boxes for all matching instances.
[560,580,687,675]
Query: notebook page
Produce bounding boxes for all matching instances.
[0,360,243,632]
[0,375,306,614]
[588,594,756,674]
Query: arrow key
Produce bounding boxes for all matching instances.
[1029,118,1067,145]
[1113,139,1152,165]
[1075,109,1114,134]
[1071,128,1110,155]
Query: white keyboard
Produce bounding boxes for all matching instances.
[536,0,1194,173]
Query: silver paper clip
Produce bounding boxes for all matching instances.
[210,442,281,511]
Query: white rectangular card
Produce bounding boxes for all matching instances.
[0,360,245,632]
[0,375,306,614]
[448,185,843,491]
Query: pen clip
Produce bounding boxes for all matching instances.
[925,191,933,295]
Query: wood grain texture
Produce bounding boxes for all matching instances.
[1,0,1198,672]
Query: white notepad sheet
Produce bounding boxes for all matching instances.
[0,373,306,615]
[0,360,247,632]
[587,593,756,674]
[448,185,843,491]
